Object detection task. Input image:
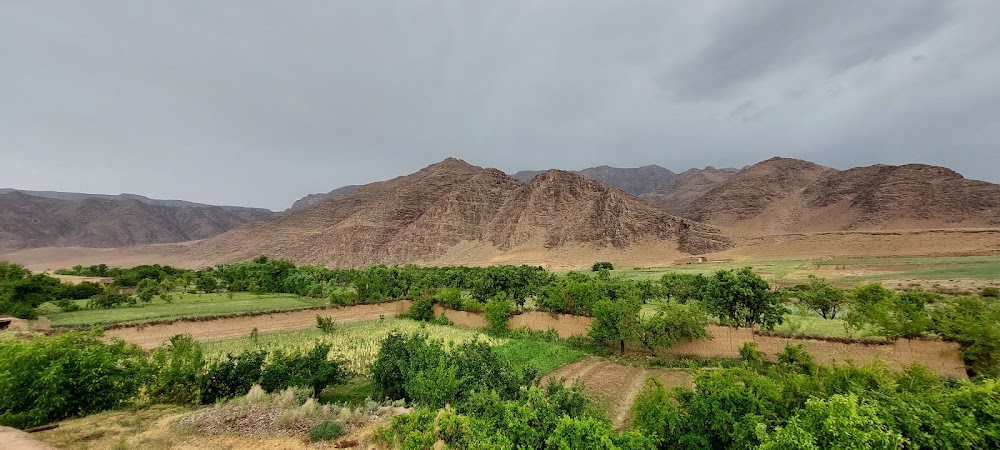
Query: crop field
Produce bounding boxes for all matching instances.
[40,292,328,328]
[201,317,586,377]
[202,318,504,376]
[612,254,1000,287]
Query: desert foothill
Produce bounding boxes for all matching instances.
[3,2,1000,450]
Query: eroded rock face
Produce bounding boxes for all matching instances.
[511,164,676,196]
[180,158,731,266]
[640,166,738,216]
[655,157,1000,233]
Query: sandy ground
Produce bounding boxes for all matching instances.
[106,301,410,350]
[4,227,1000,272]
[545,358,693,428]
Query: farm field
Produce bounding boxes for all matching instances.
[202,318,504,376]
[202,317,587,377]
[40,292,328,328]
[613,254,1000,288]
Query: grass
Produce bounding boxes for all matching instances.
[40,292,328,328]
[493,339,587,375]
[319,379,374,405]
[202,318,504,376]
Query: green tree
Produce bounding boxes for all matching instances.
[795,276,846,319]
[637,302,709,355]
[699,268,787,330]
[135,278,160,303]
[146,335,205,404]
[589,299,640,354]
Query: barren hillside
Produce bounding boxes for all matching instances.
[640,166,738,215]
[172,158,729,267]
[682,157,1000,233]
[511,164,676,196]
[0,192,274,253]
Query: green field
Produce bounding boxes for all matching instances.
[40,292,328,328]
[202,317,585,377]
[611,255,1000,285]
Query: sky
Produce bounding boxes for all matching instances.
[2,0,999,211]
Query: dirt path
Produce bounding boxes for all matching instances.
[106,301,409,349]
[545,357,693,428]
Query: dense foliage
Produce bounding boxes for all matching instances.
[0,331,348,428]
[371,332,535,408]
[372,332,652,450]
[631,352,1000,450]
[0,331,147,428]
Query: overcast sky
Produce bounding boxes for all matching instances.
[2,0,999,210]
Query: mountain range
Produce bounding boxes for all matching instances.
[164,158,730,267]
[2,156,998,268]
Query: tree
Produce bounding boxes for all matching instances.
[795,276,846,319]
[699,268,787,330]
[135,278,160,303]
[591,261,614,272]
[589,300,640,354]
[847,288,934,339]
[637,302,709,355]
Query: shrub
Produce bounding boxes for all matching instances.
[404,295,435,322]
[309,420,346,442]
[260,343,347,397]
[199,350,267,404]
[370,332,535,408]
[591,261,614,271]
[739,342,766,367]
[316,315,336,333]
[776,343,815,374]
[87,292,133,309]
[0,331,147,429]
[981,287,1000,298]
[484,296,514,334]
[146,335,205,405]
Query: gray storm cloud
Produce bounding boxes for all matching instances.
[1,0,998,210]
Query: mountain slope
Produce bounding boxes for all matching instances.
[0,192,275,254]
[681,157,1000,232]
[640,166,738,216]
[178,158,730,266]
[0,188,273,219]
[511,165,676,196]
[285,185,364,212]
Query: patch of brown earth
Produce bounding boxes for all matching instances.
[106,301,410,350]
[545,358,693,428]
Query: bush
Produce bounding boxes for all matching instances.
[591,261,614,271]
[370,332,535,408]
[199,350,267,404]
[87,292,133,309]
[982,287,1000,298]
[404,295,435,322]
[0,331,147,429]
[776,343,815,374]
[484,297,514,334]
[739,342,766,367]
[316,315,336,333]
[309,420,346,442]
[637,302,709,355]
[260,343,347,397]
[147,335,206,404]
[436,287,464,310]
